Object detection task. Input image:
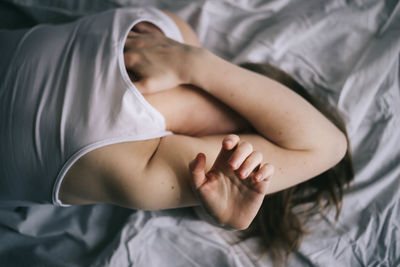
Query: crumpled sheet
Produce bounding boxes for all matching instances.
[1,0,399,266]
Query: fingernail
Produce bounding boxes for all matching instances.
[255,173,263,181]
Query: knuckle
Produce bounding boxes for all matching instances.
[125,52,142,65]
[238,169,247,178]
[130,39,145,48]
[131,53,142,62]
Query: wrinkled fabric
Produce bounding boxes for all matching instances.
[0,0,399,266]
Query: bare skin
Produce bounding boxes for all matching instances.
[59,12,347,230]
[126,14,252,136]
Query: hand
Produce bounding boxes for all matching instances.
[124,30,195,94]
[189,134,274,230]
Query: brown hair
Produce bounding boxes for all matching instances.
[238,63,354,265]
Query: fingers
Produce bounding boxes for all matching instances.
[222,134,240,151]
[124,51,142,69]
[222,134,274,182]
[131,22,164,35]
[125,31,170,50]
[127,30,139,38]
[227,140,253,170]
[189,153,207,190]
[124,33,157,53]
[212,134,240,167]
[253,163,274,182]
[124,37,147,51]
[249,163,274,195]
[237,151,263,179]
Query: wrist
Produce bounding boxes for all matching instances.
[185,47,215,88]
[193,206,239,231]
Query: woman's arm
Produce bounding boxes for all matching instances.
[61,30,348,230]
[120,31,348,199]
[103,44,348,227]
[125,32,347,186]
[124,28,346,159]
[144,84,253,136]
[129,18,252,136]
[188,49,347,156]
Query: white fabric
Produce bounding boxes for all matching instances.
[0,7,183,206]
[0,0,399,266]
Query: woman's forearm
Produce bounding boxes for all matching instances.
[188,49,347,153]
[144,84,253,136]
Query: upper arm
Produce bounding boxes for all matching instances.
[60,132,342,210]
[115,132,342,210]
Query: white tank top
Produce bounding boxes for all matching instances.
[0,7,183,206]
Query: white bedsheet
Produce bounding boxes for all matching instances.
[1,0,399,266]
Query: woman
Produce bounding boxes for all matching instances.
[0,7,352,262]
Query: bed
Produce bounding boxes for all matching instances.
[0,0,399,266]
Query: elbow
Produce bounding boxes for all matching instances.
[311,128,349,173]
[323,130,348,168]
[334,130,348,164]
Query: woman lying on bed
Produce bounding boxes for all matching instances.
[0,7,353,263]
[62,10,354,260]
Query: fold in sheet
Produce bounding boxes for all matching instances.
[0,0,399,266]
